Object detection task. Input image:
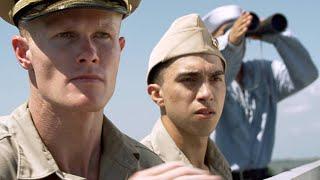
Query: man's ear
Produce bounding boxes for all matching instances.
[147,84,164,107]
[12,35,32,70]
[119,37,125,51]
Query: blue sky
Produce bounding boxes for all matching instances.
[0,0,319,160]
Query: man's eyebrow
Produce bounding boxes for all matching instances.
[97,21,118,31]
[210,70,225,76]
[176,69,225,77]
[176,71,201,77]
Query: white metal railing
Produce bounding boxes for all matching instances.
[266,160,320,180]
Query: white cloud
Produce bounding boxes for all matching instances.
[280,78,320,115]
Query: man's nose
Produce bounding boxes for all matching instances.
[76,38,99,64]
[196,83,214,103]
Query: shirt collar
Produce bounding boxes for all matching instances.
[10,103,61,179]
[9,103,139,179]
[206,138,231,178]
[149,119,192,166]
[99,116,140,175]
[148,118,231,178]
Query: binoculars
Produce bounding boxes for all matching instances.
[245,12,288,36]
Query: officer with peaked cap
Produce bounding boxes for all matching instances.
[0,0,230,179]
[0,0,165,179]
[203,5,318,180]
[141,13,232,180]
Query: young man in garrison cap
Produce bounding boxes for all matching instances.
[0,1,223,179]
[141,14,232,180]
[203,5,319,179]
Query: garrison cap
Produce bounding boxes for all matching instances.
[202,5,243,33]
[147,13,226,84]
[0,0,141,26]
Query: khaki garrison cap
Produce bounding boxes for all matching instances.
[0,0,141,26]
[147,13,226,84]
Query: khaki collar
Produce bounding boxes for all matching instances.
[148,119,227,175]
[99,114,140,177]
[149,119,192,166]
[9,103,139,179]
[10,103,61,179]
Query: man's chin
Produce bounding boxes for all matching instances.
[59,98,108,113]
[67,93,110,109]
[190,122,217,137]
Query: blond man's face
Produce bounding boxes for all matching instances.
[19,9,124,111]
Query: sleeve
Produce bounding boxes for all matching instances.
[217,30,246,85]
[261,30,319,101]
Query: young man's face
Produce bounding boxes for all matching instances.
[159,54,226,137]
[16,9,124,112]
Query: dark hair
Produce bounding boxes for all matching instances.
[147,54,226,85]
[147,59,174,85]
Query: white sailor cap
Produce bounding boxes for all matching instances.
[202,5,243,33]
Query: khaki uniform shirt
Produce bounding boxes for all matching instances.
[141,119,232,180]
[0,103,162,180]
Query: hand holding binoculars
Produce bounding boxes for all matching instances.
[245,12,288,36]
